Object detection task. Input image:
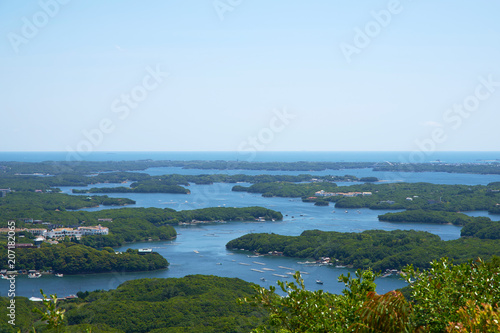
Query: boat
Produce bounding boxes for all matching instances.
[272,273,288,278]
[55,273,63,277]
[28,272,42,278]
[260,277,266,281]
[216,263,222,265]
[278,266,293,270]
[316,279,323,284]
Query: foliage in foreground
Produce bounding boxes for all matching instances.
[244,257,500,333]
[9,257,500,332]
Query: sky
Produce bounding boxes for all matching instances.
[1,0,499,153]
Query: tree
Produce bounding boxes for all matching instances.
[242,270,378,332]
[32,289,66,332]
[402,257,500,332]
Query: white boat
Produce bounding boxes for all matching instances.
[251,268,265,273]
[55,273,63,277]
[272,273,288,278]
[28,272,42,278]
[278,266,294,270]
[316,279,323,284]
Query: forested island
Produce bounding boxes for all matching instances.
[226,229,500,271]
[0,197,282,251]
[233,181,500,215]
[0,189,282,273]
[4,258,500,332]
[2,159,500,176]
[0,243,169,274]
[0,171,376,194]
[374,162,500,174]
[0,160,376,175]
[378,210,491,226]
[2,275,266,332]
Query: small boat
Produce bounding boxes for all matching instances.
[260,277,266,281]
[216,263,222,265]
[273,273,288,278]
[28,272,42,279]
[316,279,323,284]
[55,273,63,277]
[278,266,294,270]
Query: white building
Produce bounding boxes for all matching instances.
[45,228,82,239]
[78,224,109,236]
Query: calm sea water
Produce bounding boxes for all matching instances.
[1,152,499,298]
[1,151,500,163]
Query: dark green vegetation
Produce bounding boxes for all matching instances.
[6,259,500,333]
[0,172,150,192]
[0,189,281,274]
[378,210,491,226]
[0,168,376,194]
[74,183,190,194]
[246,257,500,332]
[74,275,266,333]
[0,276,266,333]
[0,243,168,274]
[75,173,373,194]
[2,159,500,176]
[0,160,376,175]
[0,191,134,211]
[66,275,266,333]
[233,181,340,198]
[0,296,44,332]
[461,220,500,239]
[226,229,500,271]
[234,181,500,214]
[374,162,500,175]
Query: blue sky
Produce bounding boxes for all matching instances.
[1,0,499,152]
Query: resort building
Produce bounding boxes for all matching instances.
[45,228,82,239]
[78,224,109,236]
